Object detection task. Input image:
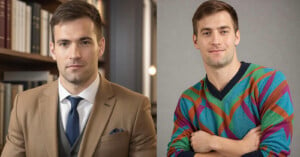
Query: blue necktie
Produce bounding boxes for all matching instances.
[66,96,82,146]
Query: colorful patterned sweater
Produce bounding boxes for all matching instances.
[167,62,294,157]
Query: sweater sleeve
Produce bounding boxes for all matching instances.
[167,96,196,157]
[257,71,294,156]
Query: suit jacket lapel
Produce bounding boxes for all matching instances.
[78,75,116,157]
[38,81,59,157]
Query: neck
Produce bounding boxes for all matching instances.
[205,59,241,91]
[60,73,98,95]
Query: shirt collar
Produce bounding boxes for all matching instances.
[58,74,100,104]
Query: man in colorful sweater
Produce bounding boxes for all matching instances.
[167,0,294,157]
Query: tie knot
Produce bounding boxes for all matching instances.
[67,96,83,109]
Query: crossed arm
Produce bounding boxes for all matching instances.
[191,126,261,157]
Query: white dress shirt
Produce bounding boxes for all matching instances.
[58,75,100,133]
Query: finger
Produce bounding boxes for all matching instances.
[251,126,261,133]
[258,131,262,137]
[248,127,257,133]
[256,125,261,131]
[253,129,262,136]
[254,125,261,130]
[256,138,261,146]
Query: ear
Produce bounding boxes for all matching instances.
[234,30,240,46]
[98,37,105,57]
[193,34,200,49]
[49,42,57,60]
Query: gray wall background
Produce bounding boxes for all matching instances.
[110,0,143,92]
[157,0,300,156]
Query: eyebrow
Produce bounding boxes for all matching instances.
[56,39,69,44]
[200,28,212,32]
[79,37,93,41]
[200,26,231,32]
[219,26,231,30]
[56,37,93,43]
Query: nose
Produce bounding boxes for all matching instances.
[211,31,221,45]
[69,44,81,59]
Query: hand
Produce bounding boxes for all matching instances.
[191,130,213,153]
[239,126,261,154]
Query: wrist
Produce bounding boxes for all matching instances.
[209,135,220,151]
[238,139,248,155]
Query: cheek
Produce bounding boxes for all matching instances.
[196,39,206,48]
[82,52,98,64]
[225,37,236,46]
[55,54,68,66]
[56,58,65,69]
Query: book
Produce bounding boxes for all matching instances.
[15,0,19,51]
[5,0,11,49]
[25,4,32,53]
[28,2,41,54]
[0,83,5,150]
[0,82,23,149]
[11,0,16,51]
[40,9,48,56]
[19,0,26,52]
[4,0,52,53]
[0,0,5,48]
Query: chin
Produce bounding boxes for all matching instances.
[69,78,83,85]
[206,60,228,68]
[206,56,233,68]
[63,74,84,85]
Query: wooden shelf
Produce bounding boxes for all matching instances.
[0,48,57,72]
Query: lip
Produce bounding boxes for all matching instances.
[66,64,84,69]
[208,49,225,53]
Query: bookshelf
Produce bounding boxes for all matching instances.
[0,48,56,72]
[0,0,110,153]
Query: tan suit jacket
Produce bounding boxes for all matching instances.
[1,75,156,157]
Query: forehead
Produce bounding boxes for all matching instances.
[197,11,234,30]
[53,17,96,40]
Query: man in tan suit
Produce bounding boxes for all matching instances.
[1,1,156,157]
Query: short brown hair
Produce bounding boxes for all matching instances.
[192,0,239,35]
[50,1,102,42]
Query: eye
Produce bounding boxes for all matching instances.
[58,41,69,47]
[202,31,211,36]
[80,40,91,46]
[221,30,229,35]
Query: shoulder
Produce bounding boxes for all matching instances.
[180,80,204,102]
[20,81,57,96]
[10,81,57,118]
[245,63,289,96]
[18,81,57,101]
[247,63,287,82]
